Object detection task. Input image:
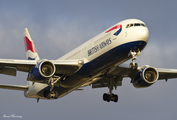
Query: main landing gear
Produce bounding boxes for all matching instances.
[43,77,61,99]
[103,93,118,103]
[43,89,59,99]
[102,77,118,103]
[129,50,140,69]
[46,91,59,99]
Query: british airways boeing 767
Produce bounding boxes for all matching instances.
[0,19,176,103]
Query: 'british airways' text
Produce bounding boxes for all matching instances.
[88,38,111,56]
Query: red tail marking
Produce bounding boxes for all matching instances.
[24,36,37,53]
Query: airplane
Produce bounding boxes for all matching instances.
[1,19,177,103]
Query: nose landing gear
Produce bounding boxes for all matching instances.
[129,50,140,69]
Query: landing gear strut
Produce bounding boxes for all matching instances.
[102,77,119,103]
[43,77,61,99]
[129,50,140,69]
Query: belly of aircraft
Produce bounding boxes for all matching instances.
[37,40,147,99]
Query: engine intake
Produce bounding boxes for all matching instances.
[40,61,55,77]
[133,67,159,88]
[28,60,56,82]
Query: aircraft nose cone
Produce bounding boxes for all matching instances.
[139,27,149,43]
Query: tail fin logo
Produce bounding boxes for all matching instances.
[105,24,122,36]
[24,36,37,53]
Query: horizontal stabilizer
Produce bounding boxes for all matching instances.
[0,84,29,91]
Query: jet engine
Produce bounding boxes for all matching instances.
[133,67,159,88]
[28,60,56,82]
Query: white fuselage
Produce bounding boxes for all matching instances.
[58,19,148,62]
[25,19,149,99]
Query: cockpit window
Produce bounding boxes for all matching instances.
[134,23,141,26]
[141,23,146,27]
[126,24,129,28]
[126,23,146,28]
[130,24,134,27]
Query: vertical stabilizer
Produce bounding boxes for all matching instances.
[23,28,40,60]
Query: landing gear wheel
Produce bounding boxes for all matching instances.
[103,93,111,102]
[129,63,138,69]
[54,91,59,99]
[106,94,111,102]
[129,63,133,69]
[103,93,108,101]
[134,63,138,69]
[103,93,118,103]
[47,93,51,99]
[43,90,50,98]
[113,94,118,103]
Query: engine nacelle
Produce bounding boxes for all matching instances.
[28,60,56,82]
[133,67,159,88]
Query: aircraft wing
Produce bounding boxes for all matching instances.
[92,64,177,88]
[0,59,83,76]
[156,68,177,80]
[0,84,29,91]
[50,59,83,76]
[0,59,37,73]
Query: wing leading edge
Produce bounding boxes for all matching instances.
[0,59,84,76]
[156,68,177,81]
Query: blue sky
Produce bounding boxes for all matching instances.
[0,0,177,120]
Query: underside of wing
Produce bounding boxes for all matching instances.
[91,64,177,89]
[91,64,138,89]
